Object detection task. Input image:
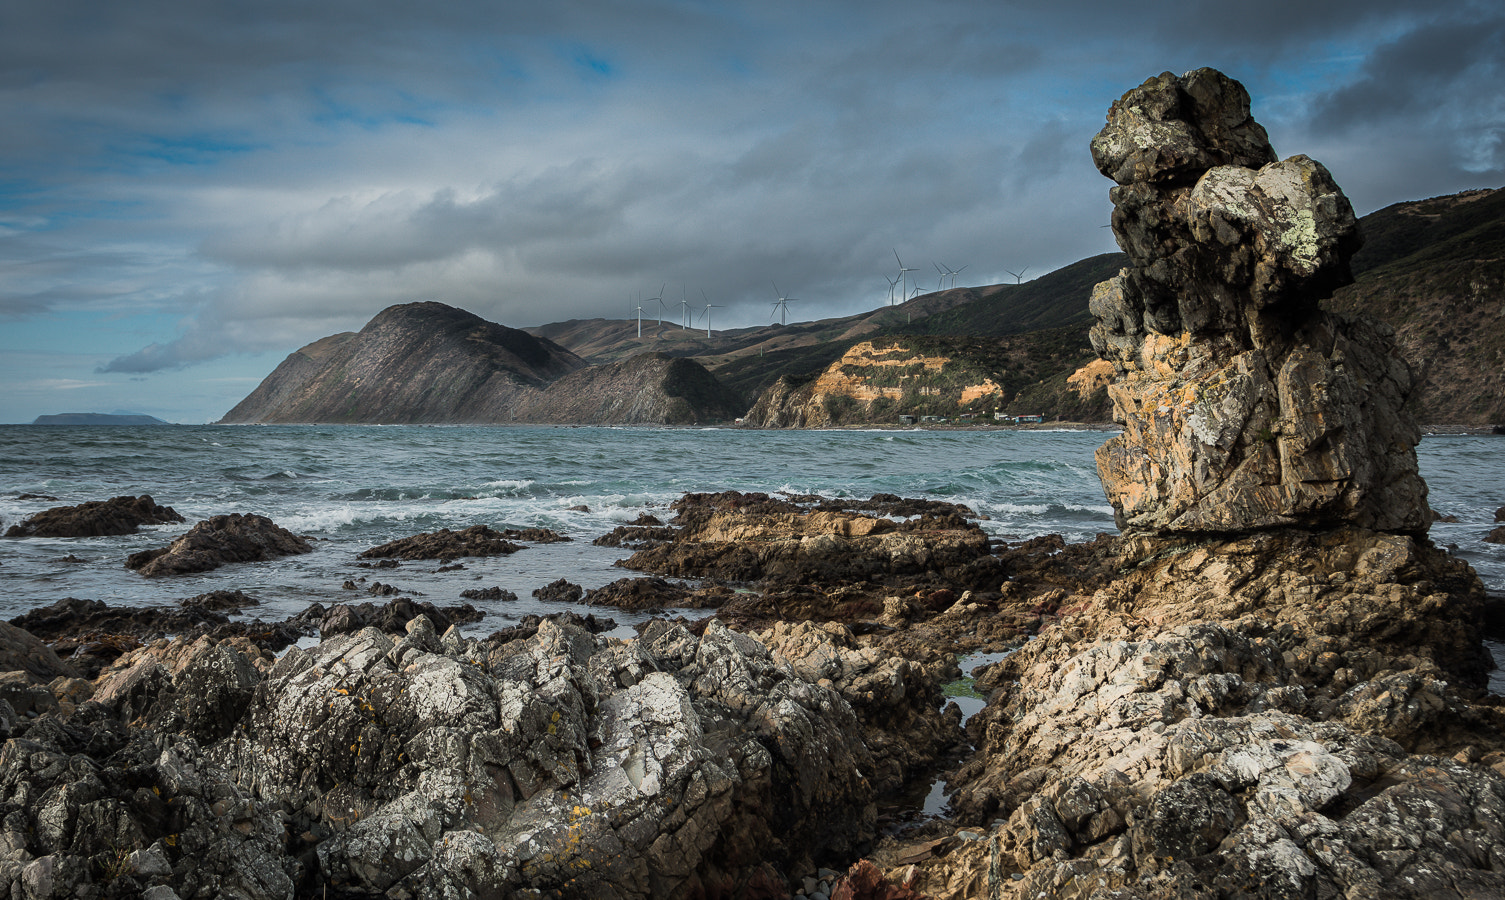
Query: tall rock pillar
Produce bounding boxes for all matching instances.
[1088,68,1430,534]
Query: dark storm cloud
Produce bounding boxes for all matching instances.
[1311,11,1505,131]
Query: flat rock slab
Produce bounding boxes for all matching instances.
[359,524,525,561]
[4,494,184,538]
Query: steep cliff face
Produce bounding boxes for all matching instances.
[220,302,586,424]
[744,334,1105,426]
[511,353,747,425]
[1088,69,1430,534]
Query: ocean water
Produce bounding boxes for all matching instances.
[0,426,1501,639]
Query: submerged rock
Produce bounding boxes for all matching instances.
[126,513,312,576]
[1087,68,1430,535]
[4,494,184,538]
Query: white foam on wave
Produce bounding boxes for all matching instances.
[481,479,535,493]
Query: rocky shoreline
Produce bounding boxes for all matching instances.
[0,482,1499,899]
[0,68,1502,900]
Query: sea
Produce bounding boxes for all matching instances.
[1,425,1502,656]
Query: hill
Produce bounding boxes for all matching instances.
[219,302,743,426]
[220,186,1503,429]
[1323,186,1505,427]
[220,302,585,424]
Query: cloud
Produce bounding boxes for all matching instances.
[5,0,1505,422]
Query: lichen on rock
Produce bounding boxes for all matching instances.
[1087,68,1430,535]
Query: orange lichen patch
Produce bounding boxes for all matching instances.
[1067,358,1116,398]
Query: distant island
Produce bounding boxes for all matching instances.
[31,413,173,426]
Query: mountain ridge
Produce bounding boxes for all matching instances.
[220,185,1504,428]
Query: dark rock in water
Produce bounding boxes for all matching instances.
[1495,505,1505,523]
[499,526,571,543]
[459,586,518,601]
[592,522,677,548]
[356,557,401,569]
[482,610,617,645]
[315,597,482,638]
[126,513,312,576]
[1486,525,1505,544]
[4,494,184,538]
[532,577,584,603]
[1087,68,1429,535]
[584,576,700,610]
[359,523,524,561]
[179,589,261,612]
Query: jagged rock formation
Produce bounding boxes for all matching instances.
[0,613,906,898]
[220,303,745,426]
[872,525,1503,900]
[1088,68,1430,534]
[846,68,1505,900]
[126,513,312,576]
[4,494,184,538]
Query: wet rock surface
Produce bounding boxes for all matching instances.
[359,524,526,561]
[3,494,185,538]
[619,491,993,588]
[126,513,312,576]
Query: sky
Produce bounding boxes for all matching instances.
[2,1,1501,423]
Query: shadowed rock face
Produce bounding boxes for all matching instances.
[4,495,184,538]
[1087,68,1430,535]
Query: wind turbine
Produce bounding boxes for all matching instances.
[1006,266,1030,284]
[631,294,646,338]
[696,300,723,337]
[679,289,694,330]
[935,262,967,289]
[884,274,898,307]
[770,282,798,326]
[645,283,667,326]
[893,249,918,306]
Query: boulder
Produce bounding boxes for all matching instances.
[1086,68,1430,535]
[126,513,312,576]
[359,524,525,562]
[4,494,184,538]
[532,578,584,603]
[0,621,80,682]
[585,576,703,610]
